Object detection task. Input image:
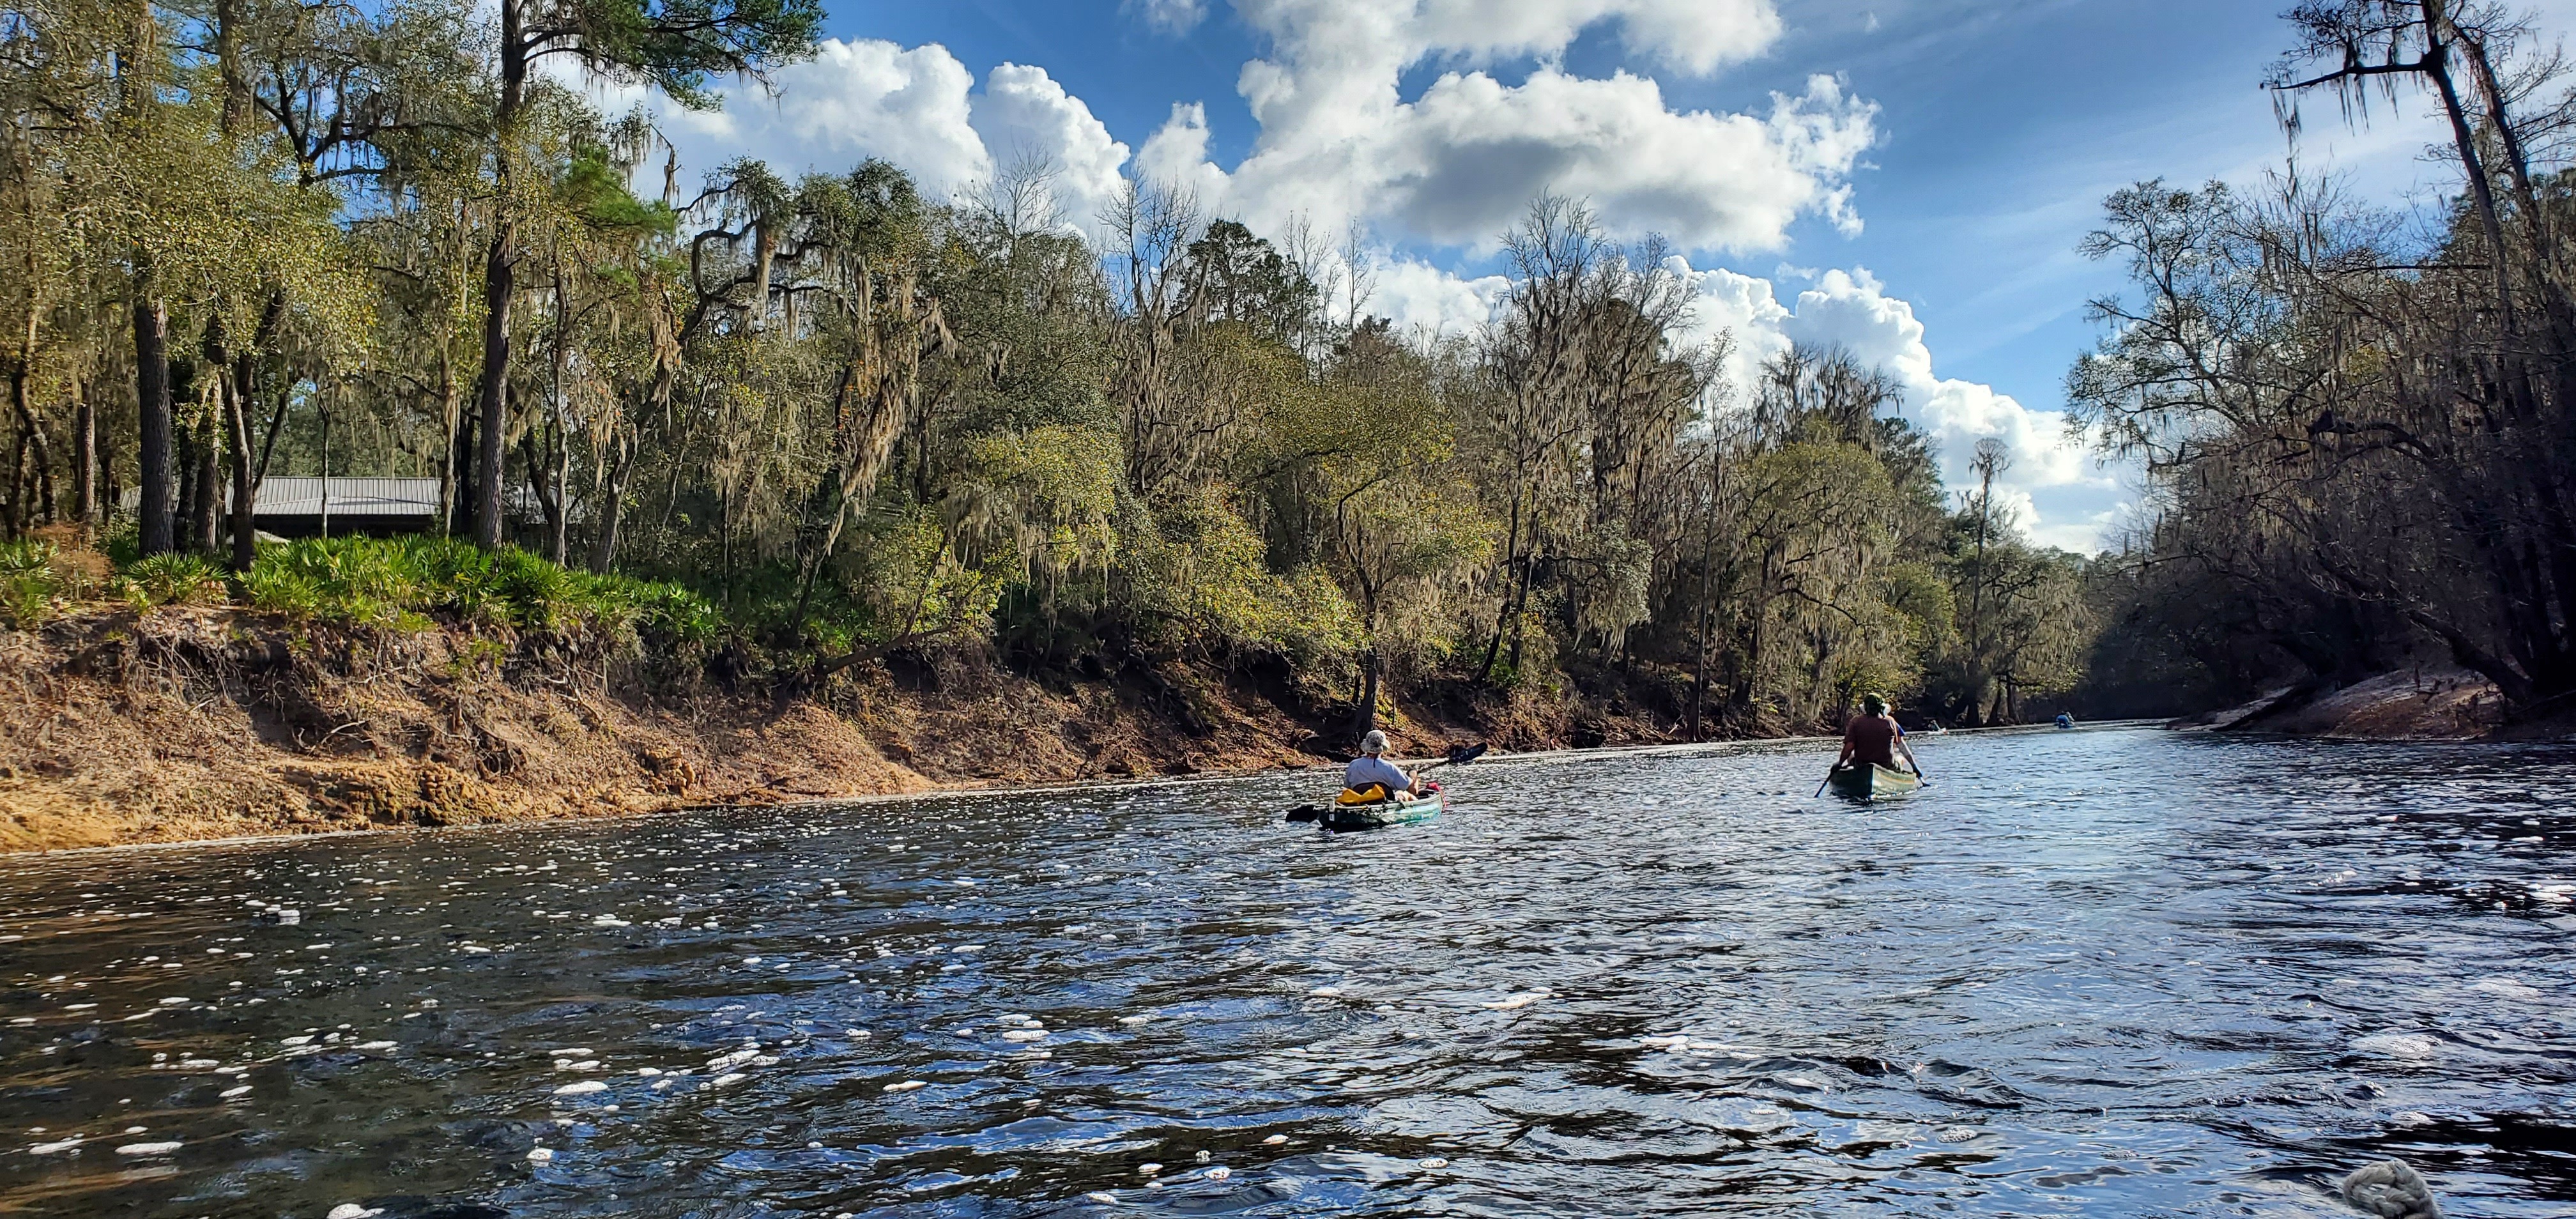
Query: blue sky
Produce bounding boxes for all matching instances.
[624,0,2576,549]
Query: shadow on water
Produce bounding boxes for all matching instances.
[0,726,2571,1216]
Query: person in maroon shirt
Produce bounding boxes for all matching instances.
[1836,693,1923,775]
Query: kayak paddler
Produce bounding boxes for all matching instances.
[1344,730,1420,799]
[1836,693,1922,776]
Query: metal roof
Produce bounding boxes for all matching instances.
[118,477,552,518]
[250,477,441,517]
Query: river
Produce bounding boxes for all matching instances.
[0,726,2570,1216]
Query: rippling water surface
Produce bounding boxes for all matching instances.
[3,726,2573,1217]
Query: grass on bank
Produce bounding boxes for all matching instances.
[0,533,718,647]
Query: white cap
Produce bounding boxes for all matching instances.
[1360,730,1389,754]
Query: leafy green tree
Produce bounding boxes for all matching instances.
[462,0,820,548]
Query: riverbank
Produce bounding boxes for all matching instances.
[2166,666,2554,740]
[0,605,1688,853]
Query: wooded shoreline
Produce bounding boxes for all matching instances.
[0,600,1678,854]
[0,590,2543,856]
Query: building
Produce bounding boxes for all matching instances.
[122,477,551,539]
[247,477,443,537]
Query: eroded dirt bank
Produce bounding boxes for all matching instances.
[0,608,1670,852]
[2167,667,2534,740]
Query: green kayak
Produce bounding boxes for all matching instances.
[1826,763,1922,801]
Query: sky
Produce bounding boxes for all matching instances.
[605,0,2576,552]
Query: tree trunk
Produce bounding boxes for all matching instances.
[2421,28,2522,339]
[8,287,53,530]
[316,407,331,539]
[719,479,734,611]
[1687,551,1715,741]
[544,482,567,562]
[473,233,513,549]
[472,0,528,550]
[134,296,172,554]
[189,407,220,555]
[98,406,118,529]
[72,389,94,525]
[590,433,630,572]
[4,430,22,538]
[174,415,199,551]
[6,374,52,532]
[1349,646,1381,744]
[518,425,567,564]
[31,425,48,526]
[1735,577,1770,717]
[226,378,256,569]
[204,311,259,569]
[448,389,474,537]
[1475,492,1522,684]
[1504,546,1536,675]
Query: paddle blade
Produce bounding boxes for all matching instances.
[1445,742,1489,766]
[1284,805,1323,824]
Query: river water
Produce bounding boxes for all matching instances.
[1,726,2572,1217]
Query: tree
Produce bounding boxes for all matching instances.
[464,0,820,548]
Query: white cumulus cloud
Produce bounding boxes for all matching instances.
[1372,255,2097,529]
[1772,268,2097,493]
[1134,102,1234,211]
[1372,258,1511,341]
[1251,0,1784,81]
[1138,0,1872,252]
[648,40,990,192]
[602,42,1130,238]
[971,63,1132,231]
[1644,259,2107,544]
[1667,261,1790,388]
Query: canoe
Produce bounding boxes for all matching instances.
[1322,788,1445,831]
[1826,763,1921,801]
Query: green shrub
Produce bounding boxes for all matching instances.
[227,535,716,645]
[0,539,59,580]
[95,533,718,653]
[491,546,576,629]
[625,579,721,647]
[99,524,141,568]
[0,539,64,629]
[392,537,503,624]
[120,553,228,608]
[239,564,326,620]
[246,537,415,625]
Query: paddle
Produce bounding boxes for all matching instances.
[1414,742,1488,774]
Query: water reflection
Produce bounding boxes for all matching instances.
[0,727,2570,1216]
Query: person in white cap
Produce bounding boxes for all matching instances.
[1343,730,1420,798]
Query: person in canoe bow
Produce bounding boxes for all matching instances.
[1344,730,1423,801]
[1836,693,1924,776]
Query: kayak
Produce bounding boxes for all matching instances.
[1826,763,1922,801]
[1321,788,1445,831]
[1285,780,1448,831]
[1284,751,1481,832]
